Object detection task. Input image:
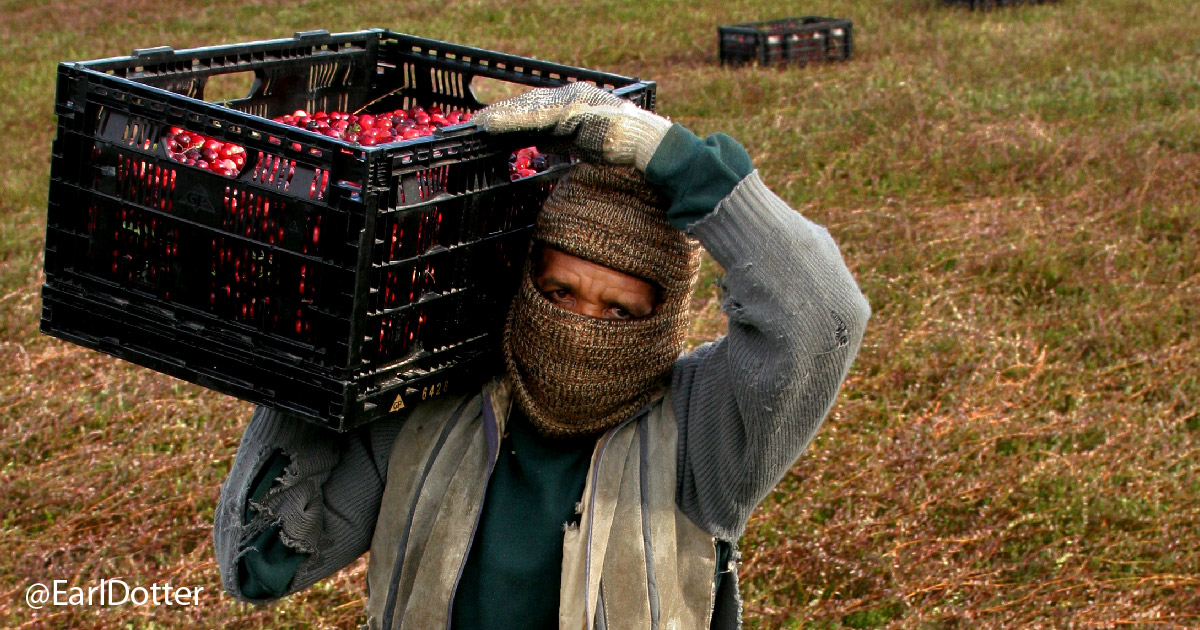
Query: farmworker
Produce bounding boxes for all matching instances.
[213,82,870,629]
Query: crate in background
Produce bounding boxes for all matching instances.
[41,28,656,431]
[719,17,853,67]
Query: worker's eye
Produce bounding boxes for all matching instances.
[547,289,572,302]
[606,305,633,320]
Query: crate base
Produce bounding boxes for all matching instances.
[41,280,500,431]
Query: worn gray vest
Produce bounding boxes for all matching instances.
[365,377,718,629]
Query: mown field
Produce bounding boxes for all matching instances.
[1,0,1198,628]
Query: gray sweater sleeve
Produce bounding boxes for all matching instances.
[213,406,404,602]
[671,172,871,541]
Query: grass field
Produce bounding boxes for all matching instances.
[2,0,1198,628]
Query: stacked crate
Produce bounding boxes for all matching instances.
[41,29,655,430]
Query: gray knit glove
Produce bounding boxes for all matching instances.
[474,82,672,170]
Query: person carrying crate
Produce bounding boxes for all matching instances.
[213,82,870,630]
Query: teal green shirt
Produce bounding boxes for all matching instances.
[646,124,754,231]
[450,406,593,629]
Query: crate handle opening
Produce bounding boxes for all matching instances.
[203,70,258,106]
[469,76,536,106]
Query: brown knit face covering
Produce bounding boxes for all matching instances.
[503,163,700,439]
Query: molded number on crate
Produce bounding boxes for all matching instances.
[421,380,450,400]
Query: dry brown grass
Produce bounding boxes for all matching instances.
[2,0,1199,628]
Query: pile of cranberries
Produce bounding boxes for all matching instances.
[161,106,551,181]
[509,146,548,181]
[164,127,247,177]
[271,105,470,146]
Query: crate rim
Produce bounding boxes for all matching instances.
[71,28,381,68]
[720,16,852,33]
[69,27,654,104]
[62,28,657,158]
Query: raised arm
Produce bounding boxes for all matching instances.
[648,126,871,540]
[213,405,404,602]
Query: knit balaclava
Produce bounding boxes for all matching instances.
[502,163,701,439]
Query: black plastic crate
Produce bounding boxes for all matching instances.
[719,17,853,67]
[41,28,656,431]
[944,0,1061,8]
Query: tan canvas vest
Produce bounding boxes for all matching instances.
[364,377,718,630]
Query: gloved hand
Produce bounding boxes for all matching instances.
[473,81,672,171]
